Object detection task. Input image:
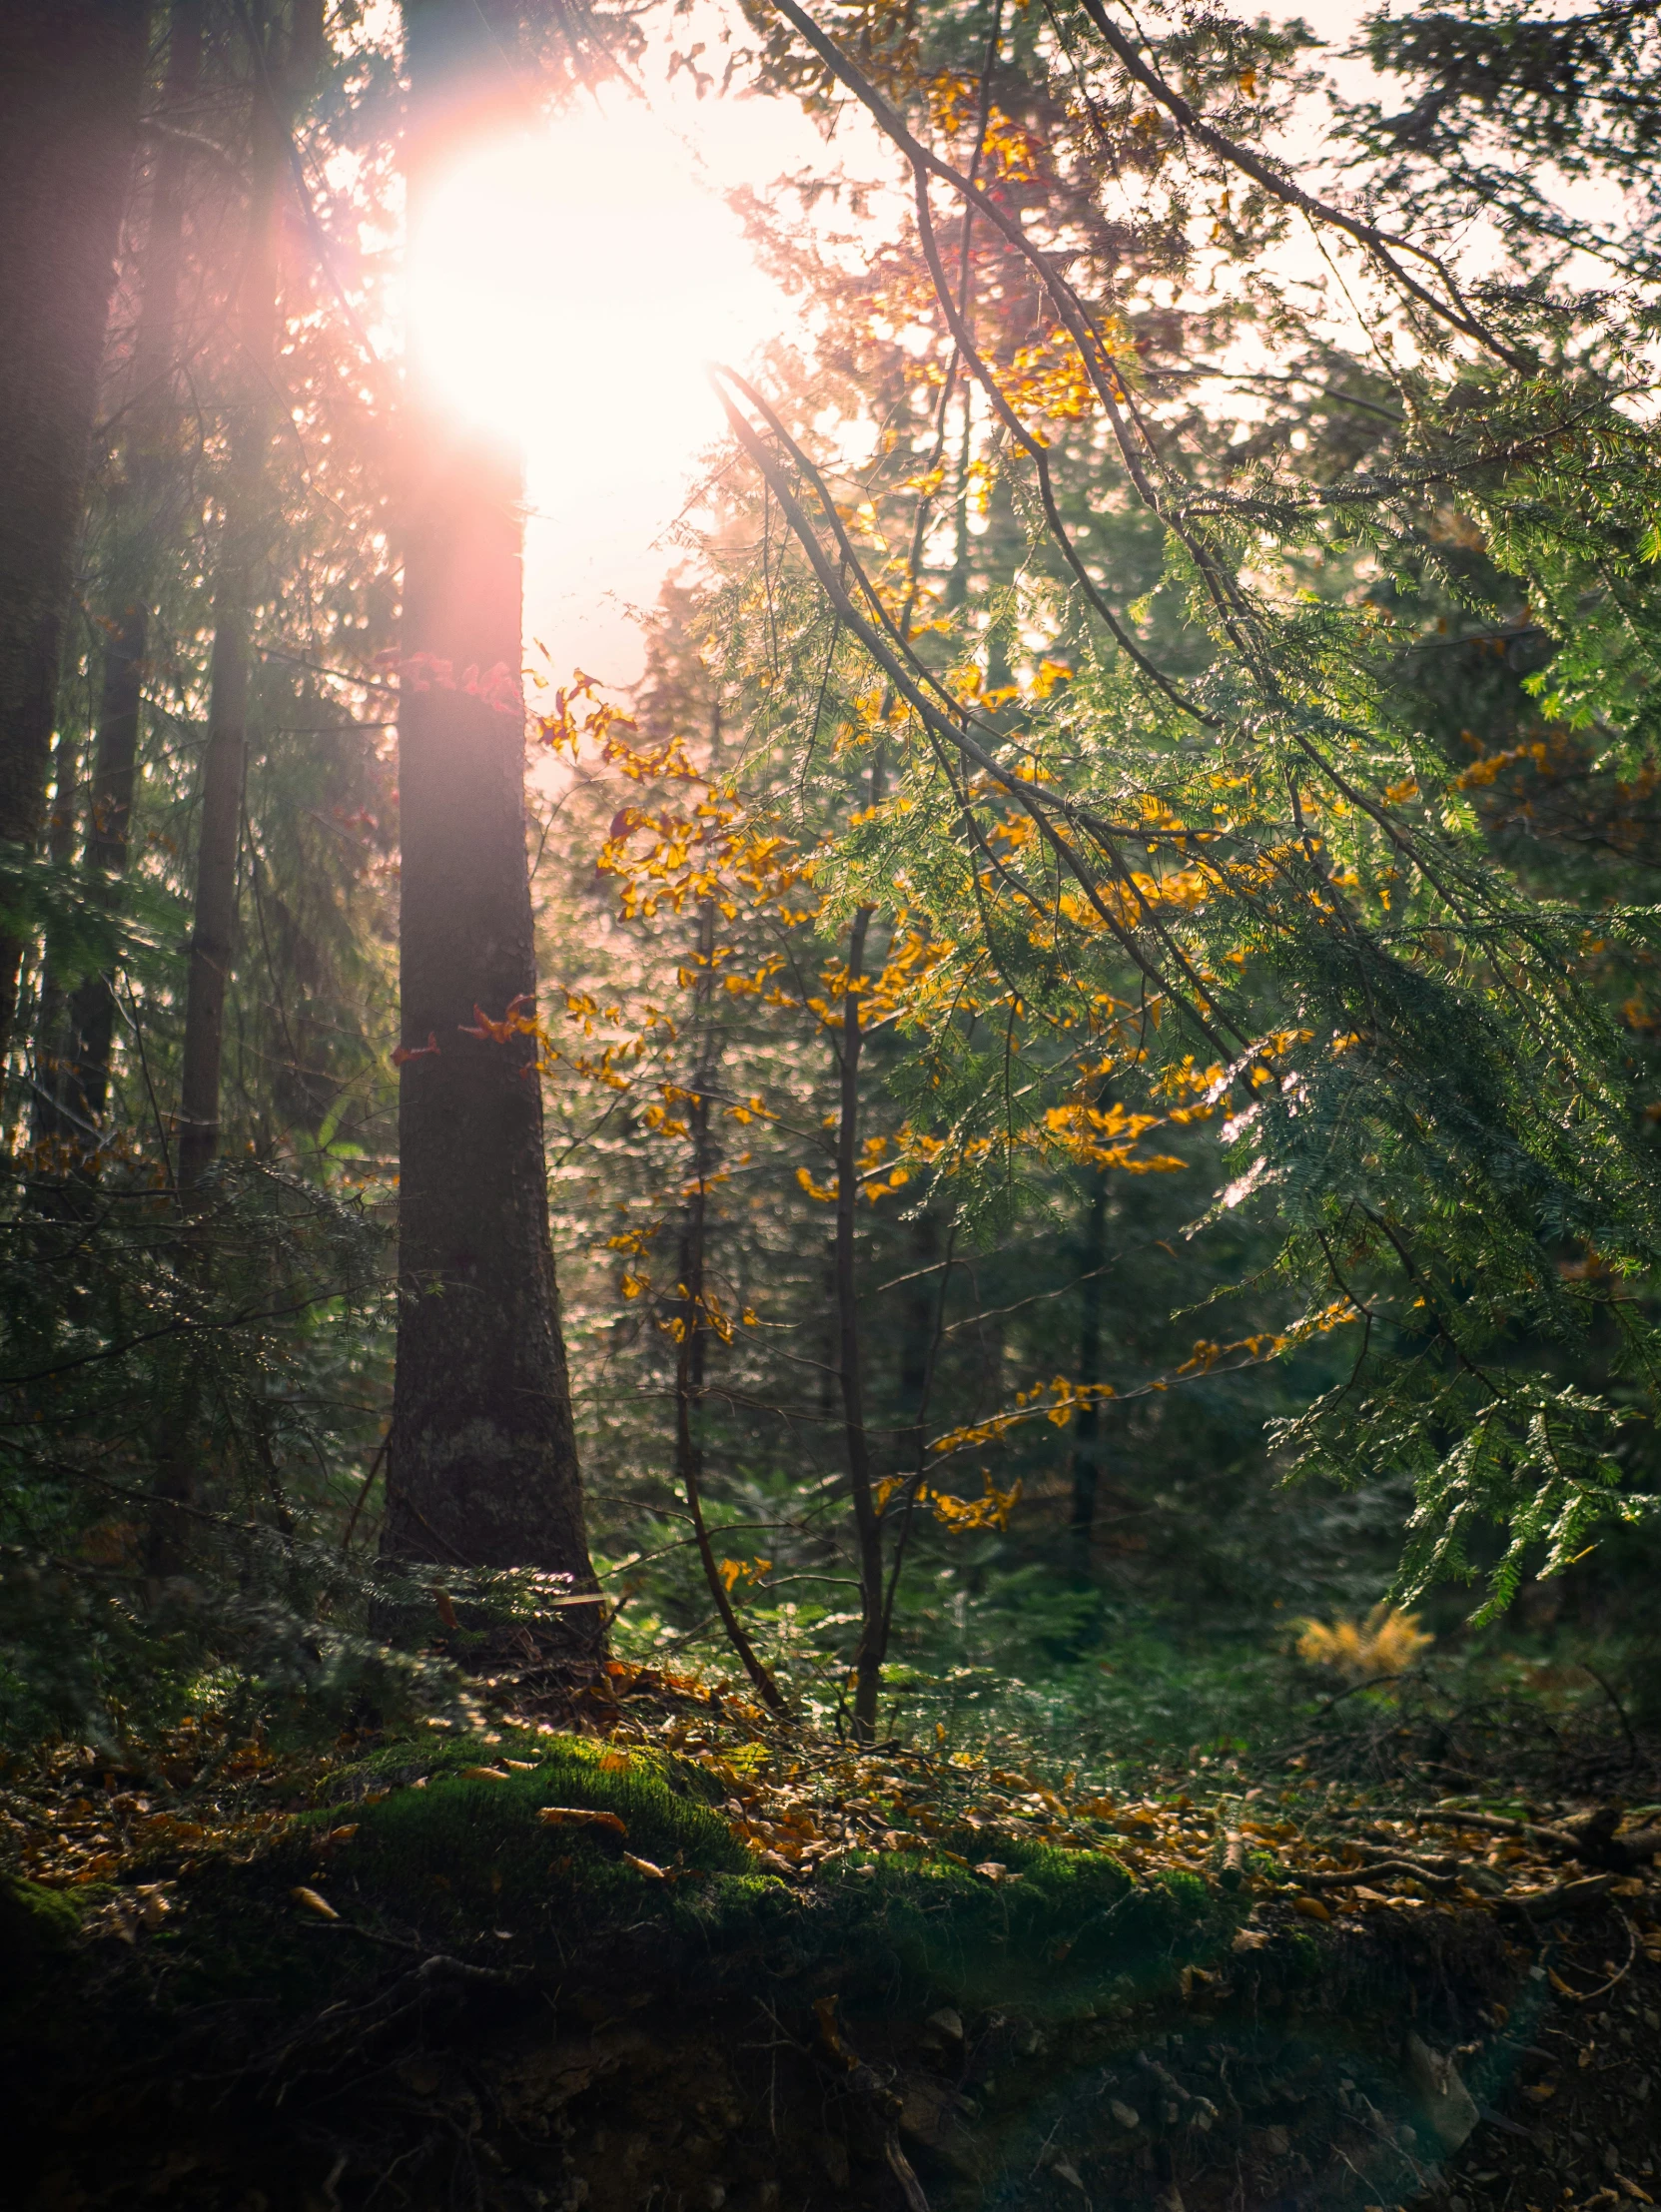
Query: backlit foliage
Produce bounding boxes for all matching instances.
[1295,1604,1434,1684]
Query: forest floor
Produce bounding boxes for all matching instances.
[3,1656,1658,2212]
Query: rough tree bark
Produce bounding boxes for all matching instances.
[0,1,152,1070]
[383,0,598,1601]
[66,0,205,1133]
[177,0,320,1188]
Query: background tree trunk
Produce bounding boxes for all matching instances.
[67,0,205,1133]
[835,905,884,1740]
[177,0,319,1188]
[26,723,82,1149]
[673,791,785,1711]
[1068,1169,1108,1552]
[0,1,151,1070]
[384,0,597,1597]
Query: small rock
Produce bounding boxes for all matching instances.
[927,2006,965,2042]
[1110,2100,1140,2131]
[1407,2033,1479,2153]
[899,2077,980,2178]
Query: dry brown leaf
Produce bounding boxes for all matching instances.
[292,1886,339,1920]
[623,1852,666,1880]
[459,1765,509,1784]
[1293,1895,1332,1923]
[536,1806,626,1837]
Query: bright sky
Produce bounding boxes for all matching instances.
[409,50,848,689]
[407,2,1383,690]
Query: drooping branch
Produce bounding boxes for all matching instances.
[1070,0,1532,373]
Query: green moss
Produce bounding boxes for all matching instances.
[115,1730,1246,2042]
[307,1735,737,1889]
[0,1873,81,2011]
[0,1874,79,1954]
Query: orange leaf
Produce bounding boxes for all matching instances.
[537,1807,626,1838]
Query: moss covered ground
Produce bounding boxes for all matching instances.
[3,1664,1659,2211]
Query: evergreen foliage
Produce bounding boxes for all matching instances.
[3,0,1659,1766]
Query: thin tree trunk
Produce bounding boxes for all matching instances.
[896,1209,940,1471]
[1068,1169,1109,1550]
[68,0,205,1132]
[879,1224,955,1665]
[148,3,319,1580]
[384,0,597,1607]
[836,904,884,1740]
[0,1,151,1072]
[177,4,312,1188]
[674,825,785,1710]
[28,723,83,1149]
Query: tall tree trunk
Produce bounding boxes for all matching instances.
[1068,1169,1109,1551]
[0,1,151,1072]
[68,0,205,1132]
[384,0,597,1603]
[836,904,884,1741]
[147,3,320,1581]
[177,2,316,1188]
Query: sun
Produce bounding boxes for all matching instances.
[407,97,788,681]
